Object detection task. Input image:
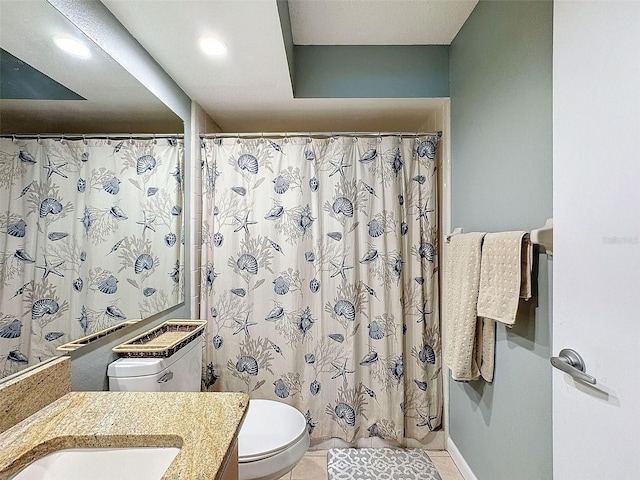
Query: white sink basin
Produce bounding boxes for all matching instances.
[12,447,180,480]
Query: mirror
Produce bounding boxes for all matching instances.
[0,1,183,134]
[0,0,186,379]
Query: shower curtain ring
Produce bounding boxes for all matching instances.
[37,134,41,144]
[60,135,66,145]
[237,133,241,144]
[153,134,157,145]
[284,132,289,143]
[83,135,88,146]
[129,134,134,145]
[12,134,17,144]
[260,133,264,144]
[106,135,111,145]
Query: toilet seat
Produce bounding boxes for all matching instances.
[238,431,310,480]
[238,399,308,463]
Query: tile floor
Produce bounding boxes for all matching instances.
[279,449,464,480]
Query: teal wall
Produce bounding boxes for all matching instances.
[449,2,553,479]
[293,45,449,98]
[0,48,85,100]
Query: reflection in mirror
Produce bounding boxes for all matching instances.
[0,135,185,378]
[0,355,60,386]
[0,0,183,134]
[0,1,185,378]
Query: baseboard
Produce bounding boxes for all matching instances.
[446,437,478,480]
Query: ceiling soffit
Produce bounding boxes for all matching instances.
[100,0,478,132]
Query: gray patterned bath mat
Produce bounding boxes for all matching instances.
[327,448,442,480]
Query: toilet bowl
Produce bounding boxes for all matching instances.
[107,337,309,480]
[237,399,309,480]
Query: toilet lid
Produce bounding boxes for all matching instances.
[238,399,307,462]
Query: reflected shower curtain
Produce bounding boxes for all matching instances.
[200,135,441,442]
[0,138,184,378]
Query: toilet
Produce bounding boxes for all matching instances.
[107,337,309,480]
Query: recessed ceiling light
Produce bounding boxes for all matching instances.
[199,36,227,56]
[53,36,91,59]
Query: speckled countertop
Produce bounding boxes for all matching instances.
[0,391,248,480]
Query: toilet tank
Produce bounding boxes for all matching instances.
[108,336,203,392]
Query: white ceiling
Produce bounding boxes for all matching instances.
[1,0,477,134]
[289,0,477,45]
[0,0,182,134]
[102,0,475,132]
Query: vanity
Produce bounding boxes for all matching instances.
[0,358,247,480]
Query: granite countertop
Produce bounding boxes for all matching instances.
[0,391,248,480]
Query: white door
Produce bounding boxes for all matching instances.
[553,2,640,478]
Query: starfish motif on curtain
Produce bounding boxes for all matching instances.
[43,156,68,180]
[416,409,438,430]
[417,199,434,225]
[331,358,355,383]
[233,210,257,235]
[136,211,156,234]
[328,155,351,178]
[36,256,64,280]
[330,257,354,282]
[232,312,257,339]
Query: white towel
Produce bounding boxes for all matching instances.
[444,232,486,381]
[519,233,533,301]
[476,318,495,383]
[477,231,532,326]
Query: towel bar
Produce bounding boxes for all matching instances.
[447,219,552,255]
[531,218,553,255]
[445,227,464,243]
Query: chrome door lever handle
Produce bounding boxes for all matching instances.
[550,349,597,385]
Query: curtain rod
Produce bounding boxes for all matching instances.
[199,131,442,139]
[4,132,441,141]
[2,133,184,140]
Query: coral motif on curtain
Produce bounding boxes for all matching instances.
[200,135,441,442]
[0,138,184,378]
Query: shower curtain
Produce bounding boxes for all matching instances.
[200,135,441,442]
[0,137,184,378]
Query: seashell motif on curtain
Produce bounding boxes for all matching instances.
[0,138,184,378]
[200,135,442,443]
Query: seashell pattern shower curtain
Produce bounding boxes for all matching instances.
[0,138,184,378]
[200,135,441,442]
